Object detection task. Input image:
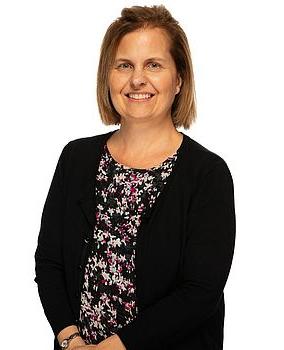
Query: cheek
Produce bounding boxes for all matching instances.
[151,75,176,92]
[109,73,128,92]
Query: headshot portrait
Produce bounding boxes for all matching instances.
[34,4,236,350]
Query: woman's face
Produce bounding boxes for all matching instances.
[108,27,182,123]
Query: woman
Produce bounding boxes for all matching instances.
[34,5,236,350]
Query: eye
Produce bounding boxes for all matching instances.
[117,63,132,70]
[147,62,162,69]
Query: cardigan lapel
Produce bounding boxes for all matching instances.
[77,129,119,230]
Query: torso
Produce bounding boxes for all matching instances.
[78,138,180,343]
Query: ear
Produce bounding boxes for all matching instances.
[175,74,182,95]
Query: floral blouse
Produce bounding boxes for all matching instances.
[78,141,180,344]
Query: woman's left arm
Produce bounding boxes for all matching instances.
[113,159,236,350]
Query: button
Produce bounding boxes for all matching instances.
[84,238,89,244]
[78,264,83,270]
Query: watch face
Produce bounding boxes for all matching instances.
[61,339,68,348]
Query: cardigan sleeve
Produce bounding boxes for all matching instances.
[34,142,76,337]
[115,158,236,350]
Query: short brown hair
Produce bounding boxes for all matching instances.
[96,5,197,130]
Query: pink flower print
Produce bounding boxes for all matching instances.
[130,174,138,181]
[124,302,133,311]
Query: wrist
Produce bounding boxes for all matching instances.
[57,325,86,349]
[68,336,86,350]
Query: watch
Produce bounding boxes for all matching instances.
[60,332,80,349]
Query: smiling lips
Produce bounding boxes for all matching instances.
[125,92,155,102]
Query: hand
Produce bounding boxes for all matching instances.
[95,334,126,350]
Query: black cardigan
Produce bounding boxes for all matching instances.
[34,129,236,350]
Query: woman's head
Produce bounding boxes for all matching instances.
[97,5,197,130]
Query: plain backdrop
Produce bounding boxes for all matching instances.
[1,0,283,349]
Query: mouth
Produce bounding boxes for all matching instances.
[124,93,155,102]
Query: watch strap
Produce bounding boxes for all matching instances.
[60,332,80,349]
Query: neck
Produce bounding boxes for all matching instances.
[112,120,181,155]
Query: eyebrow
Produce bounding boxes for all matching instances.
[114,57,167,63]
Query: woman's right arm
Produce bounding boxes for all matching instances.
[34,142,79,339]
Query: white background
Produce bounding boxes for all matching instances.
[1,0,283,349]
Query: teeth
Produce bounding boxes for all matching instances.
[128,93,152,100]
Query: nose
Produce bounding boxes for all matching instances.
[130,67,147,88]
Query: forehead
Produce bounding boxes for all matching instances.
[115,28,172,59]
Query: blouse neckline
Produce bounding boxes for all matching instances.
[104,133,184,172]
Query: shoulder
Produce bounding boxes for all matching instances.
[182,133,234,184]
[56,130,113,173]
[60,130,113,159]
[64,131,109,153]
